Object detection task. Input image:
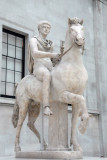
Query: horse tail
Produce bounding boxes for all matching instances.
[12,101,19,128]
[14,83,18,95]
[12,83,19,128]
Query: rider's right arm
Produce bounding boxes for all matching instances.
[29,38,57,59]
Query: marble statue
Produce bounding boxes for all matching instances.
[12,18,89,157]
[28,21,60,116]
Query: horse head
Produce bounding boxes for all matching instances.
[68,17,85,47]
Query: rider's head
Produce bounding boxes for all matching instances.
[38,21,51,36]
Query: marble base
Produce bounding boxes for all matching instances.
[16,151,83,159]
[46,148,71,151]
[48,102,68,149]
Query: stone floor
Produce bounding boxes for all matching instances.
[0,157,107,160]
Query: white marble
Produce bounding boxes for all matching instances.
[0,156,107,160]
[16,151,83,159]
[12,18,89,159]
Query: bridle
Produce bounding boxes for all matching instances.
[59,36,84,59]
[54,30,84,65]
[59,31,78,59]
[59,44,74,59]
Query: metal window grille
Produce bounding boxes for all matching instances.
[1,29,25,98]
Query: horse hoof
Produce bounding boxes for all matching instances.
[70,139,73,147]
[15,146,21,152]
[78,123,86,134]
[68,145,72,151]
[79,114,89,134]
[70,142,72,147]
[44,107,53,116]
[44,143,48,150]
[73,145,83,152]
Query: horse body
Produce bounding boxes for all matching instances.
[13,18,89,152]
[16,75,42,104]
[51,47,88,100]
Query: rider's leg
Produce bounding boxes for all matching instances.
[42,70,53,115]
[33,65,53,115]
[42,71,50,107]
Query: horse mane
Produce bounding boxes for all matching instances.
[64,30,70,49]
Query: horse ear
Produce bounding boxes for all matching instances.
[68,18,72,27]
[80,19,83,25]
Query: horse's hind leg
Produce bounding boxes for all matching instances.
[27,102,47,149]
[15,100,29,152]
[27,102,41,142]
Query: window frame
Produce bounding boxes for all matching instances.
[0,28,25,98]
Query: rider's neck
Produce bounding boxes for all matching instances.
[39,33,47,41]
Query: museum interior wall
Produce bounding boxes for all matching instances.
[0,0,106,157]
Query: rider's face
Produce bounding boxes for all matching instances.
[40,24,51,36]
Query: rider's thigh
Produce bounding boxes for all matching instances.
[33,64,50,81]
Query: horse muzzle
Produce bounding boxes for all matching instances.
[75,37,84,46]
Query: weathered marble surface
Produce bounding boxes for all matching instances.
[12,18,89,159]
[48,102,68,149]
[16,151,83,159]
[28,20,60,115]
[0,156,107,160]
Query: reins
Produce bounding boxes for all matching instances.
[62,45,73,57]
[51,44,74,66]
[59,42,84,59]
[53,37,84,66]
[58,44,73,59]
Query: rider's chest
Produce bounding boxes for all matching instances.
[37,42,47,52]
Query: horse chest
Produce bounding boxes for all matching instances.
[59,66,88,92]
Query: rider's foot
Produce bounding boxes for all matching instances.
[44,106,53,116]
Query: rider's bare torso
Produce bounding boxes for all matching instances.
[33,36,53,76]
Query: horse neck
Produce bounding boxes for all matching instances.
[61,31,83,65]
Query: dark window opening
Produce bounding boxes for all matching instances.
[0,29,25,98]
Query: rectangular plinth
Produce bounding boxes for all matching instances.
[16,151,83,159]
[48,102,68,149]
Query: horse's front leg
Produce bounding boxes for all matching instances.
[78,98,89,134]
[59,91,85,151]
[70,104,82,151]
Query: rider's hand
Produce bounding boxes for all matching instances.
[60,46,64,54]
[52,53,61,59]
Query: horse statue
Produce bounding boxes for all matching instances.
[12,18,89,152]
